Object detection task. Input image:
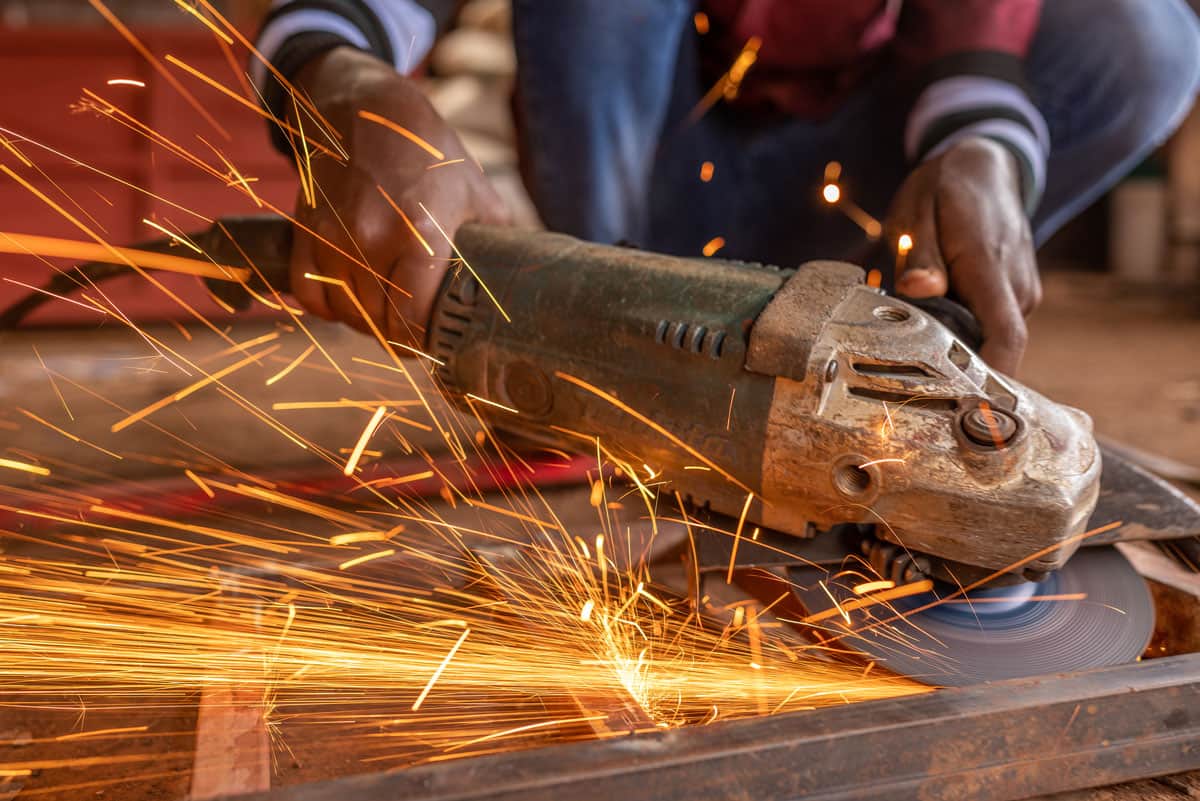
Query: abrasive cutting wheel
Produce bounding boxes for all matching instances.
[787,546,1154,686]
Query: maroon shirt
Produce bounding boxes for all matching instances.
[701,0,1042,118]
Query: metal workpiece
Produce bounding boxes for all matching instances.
[225,652,1200,801]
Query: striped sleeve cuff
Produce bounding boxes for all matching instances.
[251,0,437,151]
[905,75,1050,214]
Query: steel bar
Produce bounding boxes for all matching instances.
[224,652,1200,801]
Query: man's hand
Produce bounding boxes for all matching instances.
[288,47,509,346]
[885,138,1041,376]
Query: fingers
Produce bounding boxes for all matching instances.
[951,244,1030,376]
[976,286,1028,376]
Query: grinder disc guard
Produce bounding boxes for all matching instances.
[789,546,1153,686]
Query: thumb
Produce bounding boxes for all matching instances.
[892,201,947,298]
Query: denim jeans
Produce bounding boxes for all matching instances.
[512,0,1200,271]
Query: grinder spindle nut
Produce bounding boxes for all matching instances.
[961,406,1019,447]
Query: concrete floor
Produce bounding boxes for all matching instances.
[1023,271,1200,475]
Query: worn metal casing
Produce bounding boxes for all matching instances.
[430,225,1100,579]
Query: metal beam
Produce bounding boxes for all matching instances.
[224,652,1200,801]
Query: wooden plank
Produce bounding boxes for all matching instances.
[189,685,271,800]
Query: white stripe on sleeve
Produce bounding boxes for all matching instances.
[905,75,1050,160]
[924,117,1047,203]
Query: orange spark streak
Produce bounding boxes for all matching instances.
[329,531,390,546]
[141,218,201,252]
[338,549,395,571]
[272,399,422,411]
[702,237,725,257]
[1,276,106,316]
[447,715,608,751]
[426,158,465,170]
[858,458,905,469]
[344,406,388,476]
[726,492,755,584]
[553,372,751,492]
[385,340,444,365]
[0,232,248,282]
[111,345,281,433]
[184,469,215,498]
[358,110,446,160]
[172,0,233,44]
[265,345,315,386]
[87,0,229,139]
[0,134,32,166]
[16,408,122,460]
[418,202,511,323]
[105,78,145,88]
[0,457,50,476]
[31,344,72,420]
[466,394,519,414]
[852,580,895,595]
[377,185,435,256]
[361,471,434,488]
[802,579,935,624]
[55,726,148,741]
[412,628,470,711]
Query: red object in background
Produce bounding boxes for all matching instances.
[0,25,298,325]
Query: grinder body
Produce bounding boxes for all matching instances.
[430,225,1102,582]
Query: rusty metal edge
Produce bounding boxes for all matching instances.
[222,652,1200,801]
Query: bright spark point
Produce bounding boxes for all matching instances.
[897,234,914,254]
[822,184,841,204]
[852,580,896,595]
[106,78,145,87]
[700,161,714,182]
[338,549,395,571]
[702,237,725,257]
[580,600,595,622]
[343,406,388,476]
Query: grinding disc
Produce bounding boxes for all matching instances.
[787,546,1154,686]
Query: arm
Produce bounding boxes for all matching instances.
[250,1,508,346]
[886,0,1045,375]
